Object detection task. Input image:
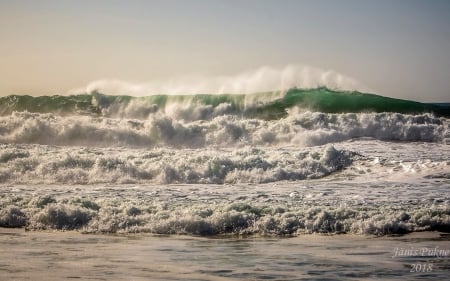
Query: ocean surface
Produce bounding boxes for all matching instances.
[0,87,449,279]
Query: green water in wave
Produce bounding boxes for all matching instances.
[0,94,98,116]
[1,88,449,119]
[258,88,450,119]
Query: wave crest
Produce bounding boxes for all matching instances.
[2,88,449,120]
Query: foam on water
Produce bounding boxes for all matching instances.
[0,176,449,235]
[0,144,353,184]
[1,86,449,237]
[1,137,449,236]
[0,111,446,148]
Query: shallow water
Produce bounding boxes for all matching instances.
[0,229,449,280]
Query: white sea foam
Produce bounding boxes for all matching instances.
[1,99,449,236]
[0,144,353,184]
[0,112,446,148]
[1,137,449,236]
[1,176,448,235]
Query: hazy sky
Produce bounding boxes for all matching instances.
[1,0,450,101]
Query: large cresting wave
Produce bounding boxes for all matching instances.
[1,87,449,119]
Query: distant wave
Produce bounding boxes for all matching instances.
[1,87,449,119]
[1,87,448,153]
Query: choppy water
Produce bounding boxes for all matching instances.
[1,88,450,279]
[1,139,449,235]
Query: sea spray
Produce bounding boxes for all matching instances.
[75,65,367,96]
[1,88,449,118]
[1,86,449,237]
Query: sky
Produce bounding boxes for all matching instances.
[1,0,450,102]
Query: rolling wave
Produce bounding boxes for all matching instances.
[1,87,449,119]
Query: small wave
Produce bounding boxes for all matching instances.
[0,206,27,227]
[1,195,449,235]
[0,144,353,184]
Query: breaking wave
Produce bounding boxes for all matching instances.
[0,144,353,184]
[1,184,449,235]
[0,111,446,148]
[1,84,449,237]
[1,88,449,119]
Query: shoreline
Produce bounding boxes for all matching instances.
[2,226,449,240]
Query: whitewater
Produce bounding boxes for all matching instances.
[1,86,449,280]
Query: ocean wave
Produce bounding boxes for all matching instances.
[1,88,449,119]
[1,193,448,235]
[0,111,446,148]
[0,144,353,184]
